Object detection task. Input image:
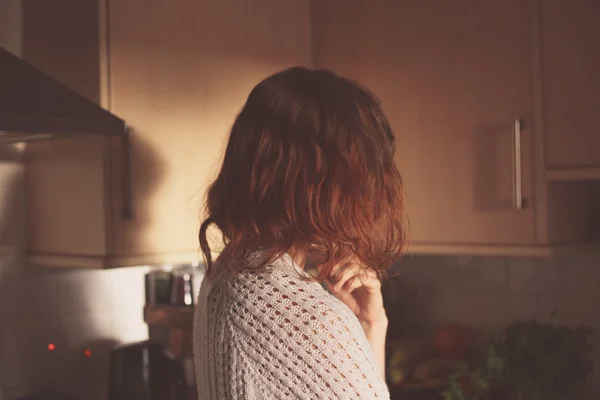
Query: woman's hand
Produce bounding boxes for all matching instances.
[326,263,388,325]
[325,263,388,377]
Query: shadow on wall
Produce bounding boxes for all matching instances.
[0,135,166,400]
[472,121,516,212]
[112,130,168,256]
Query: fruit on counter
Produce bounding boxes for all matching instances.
[434,323,472,360]
[387,368,407,386]
[387,336,429,366]
[413,358,460,381]
[387,336,429,385]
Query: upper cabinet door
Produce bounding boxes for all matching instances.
[541,0,600,169]
[107,0,312,258]
[313,0,536,245]
[23,0,311,268]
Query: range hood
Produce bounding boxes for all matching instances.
[0,46,128,144]
[0,46,134,218]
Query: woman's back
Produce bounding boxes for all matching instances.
[194,253,390,400]
[194,66,405,400]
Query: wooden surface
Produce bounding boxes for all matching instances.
[546,167,600,182]
[406,242,583,257]
[21,0,597,263]
[530,1,594,245]
[541,0,600,169]
[29,250,201,269]
[22,0,113,260]
[107,0,312,258]
[313,0,537,246]
[25,136,111,258]
[22,0,311,267]
[313,0,595,250]
[21,0,102,104]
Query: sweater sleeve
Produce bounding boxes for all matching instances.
[227,267,390,400]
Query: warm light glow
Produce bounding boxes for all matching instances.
[47,343,55,351]
[84,349,92,357]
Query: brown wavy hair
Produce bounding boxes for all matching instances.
[199,67,406,280]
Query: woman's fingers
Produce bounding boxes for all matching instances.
[329,262,356,291]
[342,275,361,292]
[329,263,381,293]
[325,259,383,293]
[360,269,382,290]
[330,267,352,292]
[342,269,380,292]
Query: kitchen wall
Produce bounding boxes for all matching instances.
[0,2,150,399]
[383,247,600,397]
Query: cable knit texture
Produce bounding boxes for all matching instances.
[194,253,390,400]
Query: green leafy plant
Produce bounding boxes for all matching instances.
[443,361,494,400]
[442,316,594,400]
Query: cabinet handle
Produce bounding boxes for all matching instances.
[513,118,523,210]
[122,126,135,219]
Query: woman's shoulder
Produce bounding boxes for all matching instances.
[226,253,320,299]
[225,255,360,329]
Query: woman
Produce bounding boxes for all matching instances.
[194,67,405,400]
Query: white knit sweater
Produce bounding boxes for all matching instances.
[193,253,390,400]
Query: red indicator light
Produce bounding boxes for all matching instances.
[47,343,56,351]
[84,349,92,357]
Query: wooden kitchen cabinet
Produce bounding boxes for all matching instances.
[21,0,595,263]
[23,0,311,268]
[541,0,600,180]
[313,0,592,255]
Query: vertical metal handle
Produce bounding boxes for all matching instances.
[122,126,135,219]
[513,118,523,210]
